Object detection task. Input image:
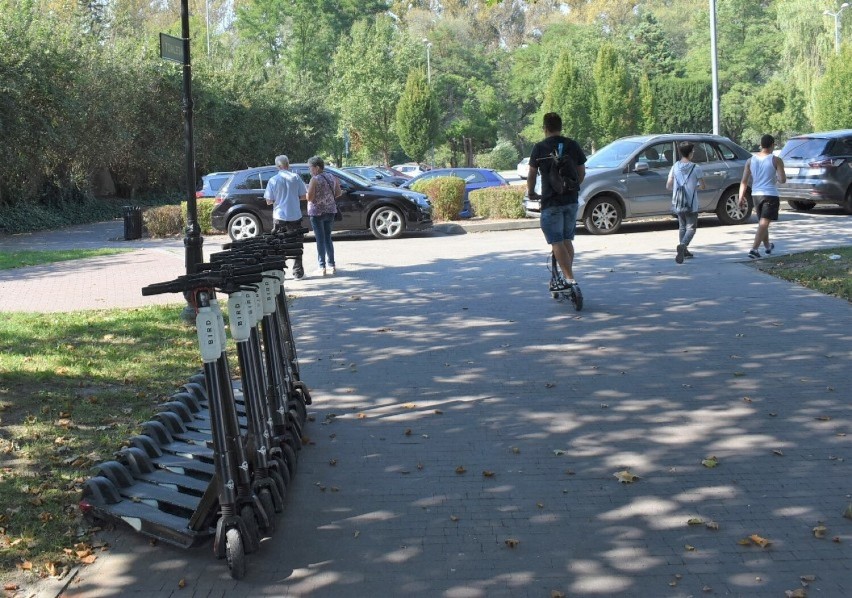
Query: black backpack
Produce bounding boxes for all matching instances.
[547,140,580,194]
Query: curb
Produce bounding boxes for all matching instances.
[434,219,538,235]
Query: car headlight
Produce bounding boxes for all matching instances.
[404,192,431,208]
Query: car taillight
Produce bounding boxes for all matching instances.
[807,158,844,168]
[195,190,203,198]
[214,194,224,205]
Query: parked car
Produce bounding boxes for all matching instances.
[777,129,852,214]
[342,166,410,187]
[401,168,510,219]
[517,158,530,180]
[196,172,233,198]
[393,163,428,177]
[211,165,433,241]
[523,133,754,234]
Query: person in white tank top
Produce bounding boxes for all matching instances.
[739,134,786,259]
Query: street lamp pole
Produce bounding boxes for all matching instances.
[709,0,720,135]
[424,39,434,168]
[180,0,203,297]
[824,3,850,55]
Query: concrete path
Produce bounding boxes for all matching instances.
[2,210,851,597]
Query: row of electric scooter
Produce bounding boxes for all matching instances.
[80,227,312,579]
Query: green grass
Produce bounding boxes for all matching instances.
[750,246,852,302]
[0,306,200,582]
[0,249,131,270]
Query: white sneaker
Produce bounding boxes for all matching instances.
[313,268,327,277]
[329,266,337,275]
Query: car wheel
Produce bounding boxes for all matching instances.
[369,206,404,239]
[787,200,816,212]
[583,196,623,235]
[228,213,262,241]
[842,188,852,215]
[716,187,752,225]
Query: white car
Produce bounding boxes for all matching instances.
[393,163,426,177]
[517,158,530,180]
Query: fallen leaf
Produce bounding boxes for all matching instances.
[455,466,466,474]
[668,581,678,587]
[433,410,443,415]
[511,447,520,454]
[553,449,566,456]
[178,579,186,588]
[4,583,19,591]
[417,462,423,470]
[356,413,367,419]
[687,517,704,525]
[733,371,746,377]
[800,575,816,582]
[813,524,827,538]
[504,538,520,548]
[330,486,340,492]
[80,554,96,564]
[402,403,416,409]
[404,429,412,436]
[743,396,753,403]
[353,531,360,538]
[614,470,639,483]
[701,456,719,468]
[702,586,712,592]
[773,449,784,456]
[329,459,337,466]
[737,538,753,546]
[816,416,831,421]
[564,469,575,475]
[18,561,32,571]
[749,534,771,548]
[785,590,807,598]
[450,515,459,522]
[551,591,565,598]
[685,544,695,551]
[482,470,495,477]
[843,502,852,520]
[833,536,841,543]
[705,521,720,530]
[545,383,555,388]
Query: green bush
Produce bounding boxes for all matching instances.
[411,177,465,221]
[476,141,519,171]
[144,205,183,237]
[180,199,215,235]
[469,187,527,219]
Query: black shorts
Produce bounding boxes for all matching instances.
[754,196,780,221]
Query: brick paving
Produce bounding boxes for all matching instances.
[1,211,850,597]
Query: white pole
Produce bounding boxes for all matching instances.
[709,0,720,135]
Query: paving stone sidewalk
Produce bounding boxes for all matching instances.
[2,213,851,597]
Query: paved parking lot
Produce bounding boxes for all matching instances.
[2,209,851,597]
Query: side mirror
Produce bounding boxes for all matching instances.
[633,162,649,173]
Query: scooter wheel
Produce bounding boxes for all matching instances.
[571,286,583,311]
[281,442,297,477]
[551,292,559,299]
[258,489,276,535]
[270,455,291,491]
[225,528,246,580]
[239,504,260,552]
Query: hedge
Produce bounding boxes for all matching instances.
[180,199,216,235]
[411,177,465,221]
[469,187,526,219]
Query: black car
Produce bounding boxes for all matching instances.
[778,130,852,214]
[342,166,410,187]
[211,165,433,241]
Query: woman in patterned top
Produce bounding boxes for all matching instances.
[306,156,342,276]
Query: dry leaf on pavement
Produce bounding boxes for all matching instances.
[701,456,719,468]
[614,470,639,483]
[504,538,520,548]
[687,517,704,525]
[455,466,466,474]
[749,534,771,547]
[785,589,807,598]
[813,524,827,538]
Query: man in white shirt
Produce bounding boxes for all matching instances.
[739,135,786,259]
[265,155,307,278]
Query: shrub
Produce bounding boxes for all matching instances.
[144,205,183,237]
[469,187,527,219]
[476,141,519,171]
[411,177,465,221]
[180,199,216,234]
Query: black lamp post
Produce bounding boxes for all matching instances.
[180,0,204,313]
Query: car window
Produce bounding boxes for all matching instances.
[636,142,672,169]
[210,176,229,191]
[457,170,486,183]
[780,138,830,159]
[240,173,263,190]
[260,170,277,188]
[715,142,737,161]
[689,142,718,163]
[829,137,852,156]
[586,139,643,168]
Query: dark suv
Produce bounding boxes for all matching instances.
[778,130,852,214]
[211,165,433,241]
[524,133,754,234]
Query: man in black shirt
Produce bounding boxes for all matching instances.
[527,113,587,290]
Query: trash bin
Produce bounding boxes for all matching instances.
[123,206,143,240]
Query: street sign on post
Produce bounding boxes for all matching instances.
[159,33,185,64]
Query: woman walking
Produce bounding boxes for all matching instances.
[306,156,342,276]
[666,142,706,264]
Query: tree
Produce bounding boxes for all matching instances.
[396,68,437,163]
[628,11,680,80]
[812,45,852,131]
[638,73,656,134]
[332,16,417,165]
[540,51,595,149]
[653,78,713,133]
[593,43,637,145]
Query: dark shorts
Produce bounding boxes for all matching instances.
[754,196,780,221]
[540,203,579,244]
